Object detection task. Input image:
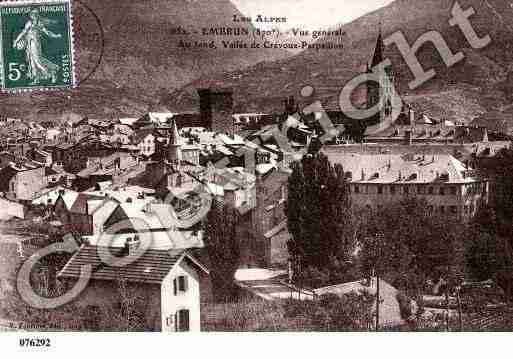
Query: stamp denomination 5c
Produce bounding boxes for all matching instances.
[0,0,75,92]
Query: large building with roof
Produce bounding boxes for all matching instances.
[322,148,489,220]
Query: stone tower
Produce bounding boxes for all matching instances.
[198,88,234,136]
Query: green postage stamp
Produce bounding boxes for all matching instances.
[0,0,75,92]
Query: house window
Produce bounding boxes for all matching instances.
[176,309,190,332]
[440,206,445,213]
[377,186,383,195]
[440,187,445,196]
[450,187,457,196]
[354,186,360,194]
[428,187,434,195]
[390,186,396,195]
[404,186,409,195]
[174,275,188,295]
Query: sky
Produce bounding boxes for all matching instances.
[231,0,395,31]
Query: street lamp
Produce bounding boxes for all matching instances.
[374,232,385,332]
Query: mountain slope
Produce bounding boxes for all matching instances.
[0,0,289,119]
[167,0,513,121]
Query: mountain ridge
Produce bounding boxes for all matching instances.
[0,0,290,119]
[166,0,513,122]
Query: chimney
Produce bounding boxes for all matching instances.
[125,235,141,256]
[144,202,152,213]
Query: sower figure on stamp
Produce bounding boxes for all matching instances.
[13,8,62,85]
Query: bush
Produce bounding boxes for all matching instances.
[201,291,375,331]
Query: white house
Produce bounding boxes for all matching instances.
[134,131,156,157]
[58,241,209,332]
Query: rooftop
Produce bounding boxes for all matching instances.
[59,245,186,284]
[322,149,478,184]
[84,228,204,250]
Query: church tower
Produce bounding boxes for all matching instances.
[366,24,395,123]
[167,118,182,171]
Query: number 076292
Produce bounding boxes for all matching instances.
[19,338,51,347]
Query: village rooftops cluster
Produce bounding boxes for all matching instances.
[0,74,508,332]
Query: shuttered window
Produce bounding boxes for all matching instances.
[174,275,188,295]
[178,275,187,292]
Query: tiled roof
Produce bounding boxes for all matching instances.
[119,118,139,126]
[84,229,204,250]
[322,150,476,184]
[132,128,162,143]
[58,245,185,284]
[68,193,106,214]
[369,124,455,140]
[56,191,80,210]
[44,167,59,176]
[148,112,176,124]
[264,220,289,239]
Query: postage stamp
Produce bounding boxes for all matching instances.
[0,0,75,92]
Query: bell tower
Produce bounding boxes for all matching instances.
[367,23,395,123]
[167,118,182,171]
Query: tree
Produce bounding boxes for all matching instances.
[474,150,513,298]
[477,147,513,233]
[465,206,513,298]
[286,153,355,287]
[358,199,465,301]
[203,200,240,302]
[105,279,153,331]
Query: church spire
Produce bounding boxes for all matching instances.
[169,117,181,146]
[167,118,182,169]
[366,20,396,122]
[370,21,385,68]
